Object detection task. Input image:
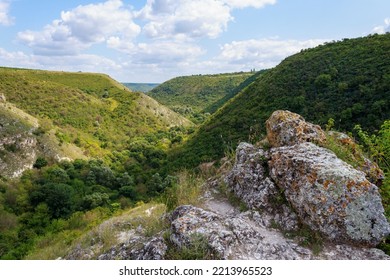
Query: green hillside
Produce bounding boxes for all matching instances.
[0,67,192,162]
[147,72,257,123]
[171,33,390,168]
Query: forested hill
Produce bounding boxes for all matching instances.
[147,72,259,123]
[170,33,390,168]
[0,67,192,162]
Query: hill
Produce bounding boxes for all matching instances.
[170,33,390,168]
[123,83,160,93]
[0,67,192,177]
[147,72,258,123]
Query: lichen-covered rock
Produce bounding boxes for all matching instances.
[169,205,312,260]
[169,205,389,260]
[225,142,278,211]
[266,110,326,147]
[224,142,299,231]
[269,142,390,246]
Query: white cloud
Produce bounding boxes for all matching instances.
[138,0,233,39]
[17,0,140,55]
[0,0,13,25]
[223,0,276,9]
[0,47,121,75]
[217,38,326,68]
[372,18,390,34]
[108,37,204,64]
[0,48,36,67]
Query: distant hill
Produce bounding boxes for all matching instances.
[147,72,258,123]
[0,67,192,172]
[123,83,160,93]
[170,33,390,168]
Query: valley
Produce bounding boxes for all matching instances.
[0,33,389,260]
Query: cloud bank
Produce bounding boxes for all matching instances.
[1,0,329,82]
[0,0,13,25]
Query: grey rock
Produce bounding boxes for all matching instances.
[225,142,278,211]
[225,142,299,231]
[266,110,326,147]
[98,234,167,260]
[269,142,390,246]
[169,204,389,260]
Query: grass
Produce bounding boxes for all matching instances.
[164,232,219,260]
[161,170,205,211]
[24,203,167,260]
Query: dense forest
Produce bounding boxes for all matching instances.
[148,72,258,123]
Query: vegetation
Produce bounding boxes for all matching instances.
[148,72,257,123]
[0,67,192,162]
[123,83,160,93]
[1,33,390,259]
[170,33,390,169]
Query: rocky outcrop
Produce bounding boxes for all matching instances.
[167,203,389,260]
[67,110,390,260]
[266,110,326,147]
[269,142,390,246]
[223,110,389,255]
[225,142,299,231]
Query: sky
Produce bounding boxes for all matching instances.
[0,0,389,83]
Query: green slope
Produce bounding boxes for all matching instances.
[170,33,390,168]
[147,72,257,123]
[0,67,192,162]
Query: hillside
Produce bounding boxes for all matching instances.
[170,33,390,168]
[147,72,258,123]
[123,83,160,93]
[0,67,192,165]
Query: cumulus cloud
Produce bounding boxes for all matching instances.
[372,18,390,34]
[108,37,204,64]
[17,0,140,55]
[0,0,13,25]
[218,38,326,68]
[138,0,233,39]
[223,0,276,9]
[137,0,276,39]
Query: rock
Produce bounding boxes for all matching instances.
[225,142,278,211]
[266,110,326,147]
[169,205,389,260]
[0,93,5,103]
[225,142,299,231]
[137,237,167,260]
[328,131,385,185]
[269,142,390,246]
[97,233,167,260]
[169,205,312,260]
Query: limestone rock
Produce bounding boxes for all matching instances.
[225,142,299,231]
[266,110,326,147]
[225,142,278,211]
[269,142,390,246]
[169,205,313,260]
[168,205,389,260]
[98,236,167,260]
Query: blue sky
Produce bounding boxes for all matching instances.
[0,0,389,82]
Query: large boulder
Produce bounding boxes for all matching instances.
[225,142,299,231]
[266,110,326,147]
[269,142,390,246]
